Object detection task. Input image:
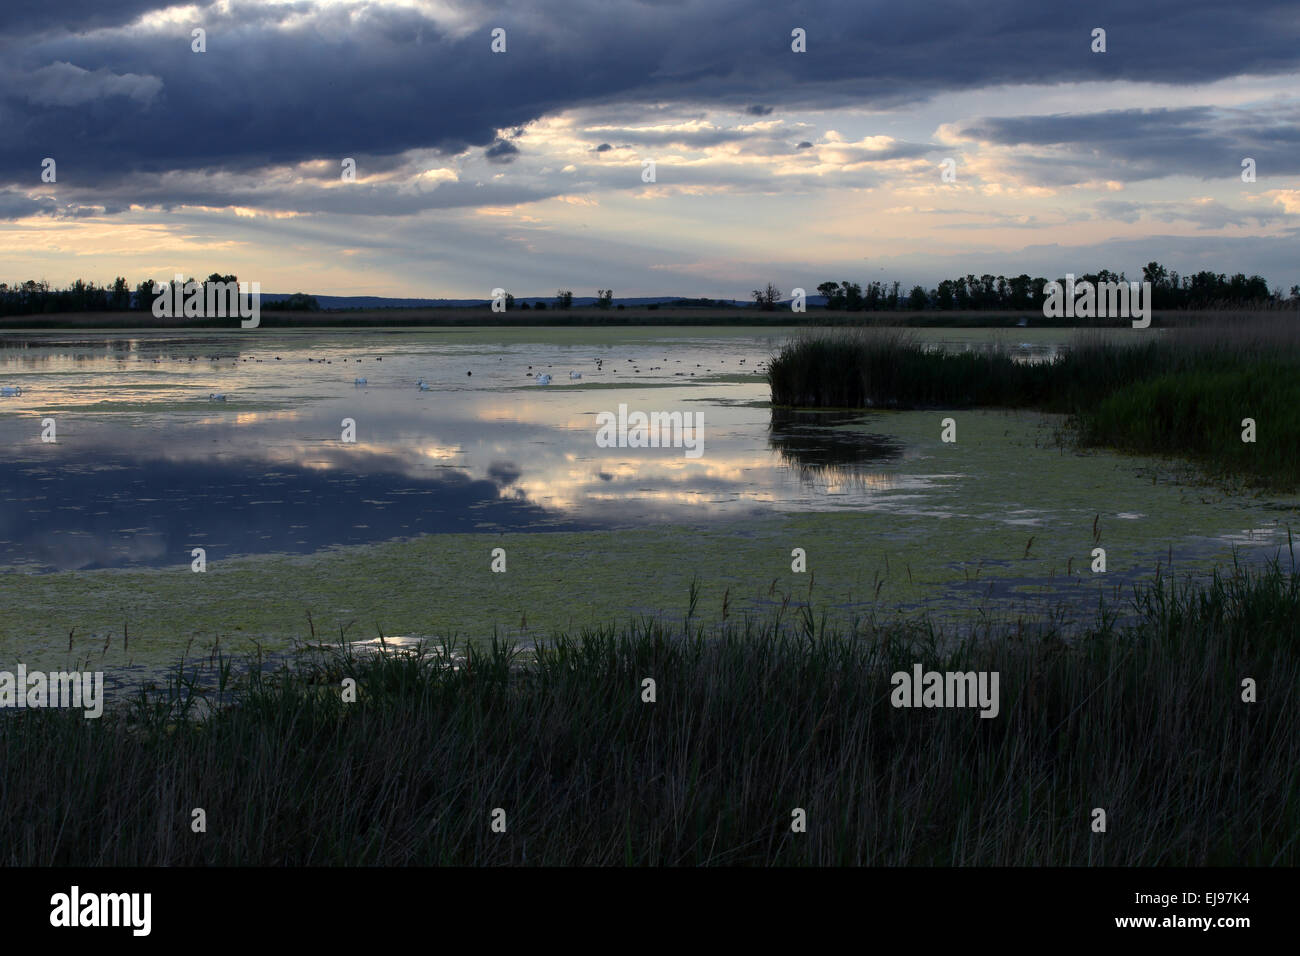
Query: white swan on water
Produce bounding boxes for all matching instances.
[536,373,552,385]
[569,371,581,379]
[417,379,431,391]
[208,393,226,402]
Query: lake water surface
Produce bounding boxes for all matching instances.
[1,326,1294,684]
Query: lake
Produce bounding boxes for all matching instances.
[1,326,1295,690]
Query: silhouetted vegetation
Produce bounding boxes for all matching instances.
[752,282,782,310]
[0,274,259,316]
[3,556,1296,865]
[769,320,1300,488]
[664,297,740,308]
[0,261,1293,320]
[0,278,133,316]
[815,263,1290,311]
[262,292,320,312]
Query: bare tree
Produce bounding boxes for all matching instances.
[752,282,782,310]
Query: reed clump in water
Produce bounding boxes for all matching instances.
[1069,322,1300,486]
[765,328,1033,409]
[767,318,1300,488]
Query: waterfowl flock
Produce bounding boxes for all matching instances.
[182,349,767,403]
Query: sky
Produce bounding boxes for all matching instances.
[2,0,1299,299]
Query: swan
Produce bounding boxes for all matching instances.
[536,373,552,385]
[570,371,581,379]
[208,393,226,402]
[0,386,22,397]
[355,377,367,385]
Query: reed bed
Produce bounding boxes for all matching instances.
[767,319,1300,488]
[3,558,1297,865]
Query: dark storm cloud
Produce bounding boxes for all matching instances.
[0,189,57,218]
[485,140,520,163]
[0,0,163,34]
[0,188,108,218]
[961,108,1218,148]
[2,0,1297,190]
[956,106,1300,183]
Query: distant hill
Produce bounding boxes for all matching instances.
[257,294,796,310]
[259,294,770,310]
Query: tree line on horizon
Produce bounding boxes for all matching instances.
[805,263,1293,313]
[0,263,1296,317]
[0,275,319,317]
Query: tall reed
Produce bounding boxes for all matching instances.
[3,560,1297,865]
[767,321,1300,487]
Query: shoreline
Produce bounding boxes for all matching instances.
[0,307,1164,331]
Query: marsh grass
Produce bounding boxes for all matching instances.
[1066,322,1300,486]
[767,321,1300,488]
[2,559,1297,865]
[765,328,1031,409]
